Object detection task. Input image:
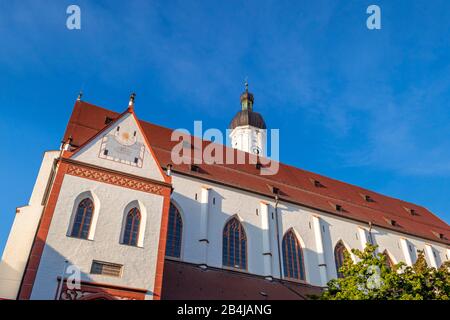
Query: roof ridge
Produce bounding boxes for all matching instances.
[137,114,432,211]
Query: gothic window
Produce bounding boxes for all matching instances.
[122,208,141,246]
[282,230,306,281]
[334,241,348,278]
[71,198,94,239]
[165,203,183,258]
[222,217,247,270]
[383,250,394,270]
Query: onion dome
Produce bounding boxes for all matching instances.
[229,82,266,130]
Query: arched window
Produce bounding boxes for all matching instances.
[383,250,394,270]
[222,217,247,270]
[71,198,94,239]
[282,230,306,281]
[122,208,141,246]
[334,241,348,278]
[165,203,183,258]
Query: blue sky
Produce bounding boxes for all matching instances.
[0,0,449,254]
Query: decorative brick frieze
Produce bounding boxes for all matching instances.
[66,162,165,195]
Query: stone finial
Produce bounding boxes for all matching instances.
[128,92,136,111]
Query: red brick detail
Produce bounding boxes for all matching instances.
[18,161,69,300]
[152,189,172,300]
[66,162,164,195]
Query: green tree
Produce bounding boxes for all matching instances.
[319,243,450,300]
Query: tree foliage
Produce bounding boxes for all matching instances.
[319,243,450,300]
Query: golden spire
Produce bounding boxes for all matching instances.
[240,78,254,111]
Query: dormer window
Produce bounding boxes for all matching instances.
[363,194,374,202]
[384,217,398,227]
[404,207,418,216]
[268,185,279,195]
[335,204,343,212]
[104,116,114,125]
[432,231,445,240]
[311,179,324,188]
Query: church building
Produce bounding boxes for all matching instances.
[0,87,448,300]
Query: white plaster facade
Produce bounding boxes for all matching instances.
[31,174,164,299]
[169,173,449,285]
[230,125,267,156]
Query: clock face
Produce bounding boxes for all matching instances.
[252,146,261,155]
[99,128,145,167]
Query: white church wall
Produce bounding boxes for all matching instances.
[0,150,59,300]
[31,174,165,300]
[171,174,270,275]
[372,227,448,267]
[170,173,449,287]
[369,227,404,265]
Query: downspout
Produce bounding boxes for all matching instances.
[368,221,373,244]
[273,194,283,279]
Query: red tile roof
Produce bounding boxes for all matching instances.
[161,259,322,300]
[63,101,450,246]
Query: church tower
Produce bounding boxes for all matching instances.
[229,82,267,156]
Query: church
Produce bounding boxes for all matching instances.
[0,86,448,300]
